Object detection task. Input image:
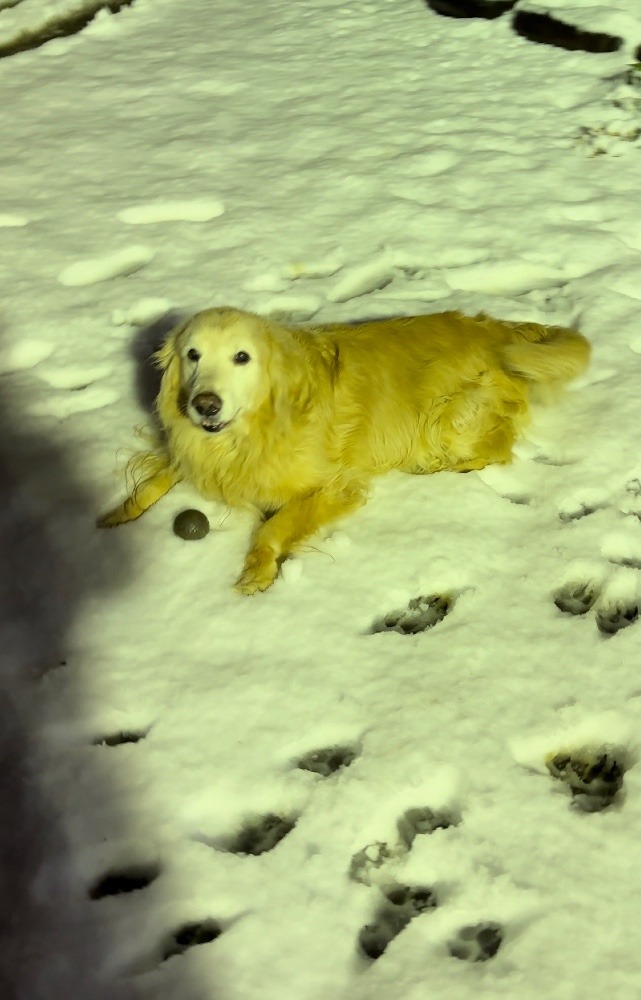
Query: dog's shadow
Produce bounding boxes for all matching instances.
[130,309,186,415]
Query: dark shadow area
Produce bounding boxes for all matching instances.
[0,315,210,998]
[0,0,136,59]
[130,310,184,414]
[0,316,132,996]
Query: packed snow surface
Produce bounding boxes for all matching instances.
[2,1,641,998]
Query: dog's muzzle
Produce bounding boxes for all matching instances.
[190,391,229,433]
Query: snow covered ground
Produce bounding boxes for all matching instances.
[3,0,641,998]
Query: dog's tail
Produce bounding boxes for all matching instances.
[499,320,590,386]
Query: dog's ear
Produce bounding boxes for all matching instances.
[266,323,316,421]
[154,320,188,371]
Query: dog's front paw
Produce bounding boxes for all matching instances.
[96,507,125,528]
[96,499,139,528]
[234,548,278,595]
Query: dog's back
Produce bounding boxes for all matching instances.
[313,311,589,476]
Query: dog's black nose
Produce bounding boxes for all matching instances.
[192,392,222,417]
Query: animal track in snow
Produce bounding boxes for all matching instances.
[126,918,224,975]
[117,199,225,225]
[513,729,633,818]
[594,587,639,636]
[358,883,437,960]
[554,566,639,636]
[93,729,148,747]
[58,245,154,287]
[297,745,358,777]
[89,861,161,900]
[225,813,297,856]
[350,805,460,960]
[350,806,459,888]
[369,594,453,636]
[546,748,626,812]
[161,920,222,961]
[396,806,458,849]
[553,481,641,634]
[554,577,601,617]
[557,489,609,523]
[448,921,504,962]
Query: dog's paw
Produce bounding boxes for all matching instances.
[96,506,128,528]
[233,575,269,596]
[234,549,279,595]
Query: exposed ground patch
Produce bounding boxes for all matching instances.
[0,0,136,58]
[425,0,628,56]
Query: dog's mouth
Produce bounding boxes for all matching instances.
[187,398,239,434]
[200,417,231,434]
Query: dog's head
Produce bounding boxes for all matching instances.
[156,308,273,435]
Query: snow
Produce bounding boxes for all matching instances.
[58,245,155,286]
[2,0,641,998]
[117,200,226,225]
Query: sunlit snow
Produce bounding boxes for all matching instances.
[2,1,641,999]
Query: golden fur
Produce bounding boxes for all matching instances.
[98,307,590,594]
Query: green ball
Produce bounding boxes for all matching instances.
[173,509,210,540]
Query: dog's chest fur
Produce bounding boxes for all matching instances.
[163,408,331,512]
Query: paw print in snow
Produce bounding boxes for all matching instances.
[370,594,453,636]
[448,921,504,962]
[546,748,626,812]
[349,805,460,960]
[554,568,639,636]
[89,862,160,900]
[162,919,222,961]
[297,744,359,777]
[359,884,437,960]
[227,813,297,856]
[553,492,641,638]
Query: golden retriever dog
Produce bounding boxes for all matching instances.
[98,308,590,594]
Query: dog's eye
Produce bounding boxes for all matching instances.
[233,351,251,365]
[187,348,200,363]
